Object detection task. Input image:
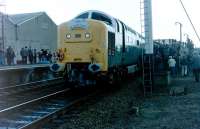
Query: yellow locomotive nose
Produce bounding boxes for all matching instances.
[58,19,108,71]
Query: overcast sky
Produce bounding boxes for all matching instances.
[1,0,200,47]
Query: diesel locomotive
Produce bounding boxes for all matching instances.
[51,10,144,86]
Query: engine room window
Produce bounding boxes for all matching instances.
[76,13,89,19]
[91,12,112,25]
[108,32,115,56]
[115,19,120,32]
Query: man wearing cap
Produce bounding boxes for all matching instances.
[168,56,176,76]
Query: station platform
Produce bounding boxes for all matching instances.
[0,63,54,87]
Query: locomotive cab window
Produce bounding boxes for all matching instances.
[91,12,112,25]
[137,40,140,46]
[76,13,89,19]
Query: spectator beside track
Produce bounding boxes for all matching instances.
[24,46,29,64]
[192,53,200,82]
[187,55,193,76]
[52,52,57,63]
[47,51,52,63]
[155,51,163,72]
[0,50,5,65]
[20,47,26,64]
[41,49,47,61]
[168,56,176,76]
[28,47,33,64]
[33,49,37,64]
[180,55,188,76]
[38,50,42,62]
[6,46,15,65]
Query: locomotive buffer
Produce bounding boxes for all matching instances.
[140,0,154,97]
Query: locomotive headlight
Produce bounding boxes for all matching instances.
[85,33,90,38]
[66,34,71,39]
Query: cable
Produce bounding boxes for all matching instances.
[179,0,200,43]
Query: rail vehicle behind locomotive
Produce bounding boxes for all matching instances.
[52,10,144,86]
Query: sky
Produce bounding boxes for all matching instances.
[1,0,200,47]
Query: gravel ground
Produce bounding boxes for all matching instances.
[51,76,200,129]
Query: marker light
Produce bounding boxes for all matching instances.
[85,33,90,38]
[66,34,71,39]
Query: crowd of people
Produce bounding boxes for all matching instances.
[0,46,59,66]
[153,41,200,82]
[2,41,200,82]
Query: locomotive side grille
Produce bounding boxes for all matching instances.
[75,34,81,38]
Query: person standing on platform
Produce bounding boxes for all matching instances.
[52,52,57,63]
[20,47,25,64]
[28,47,33,64]
[192,53,200,82]
[6,46,15,65]
[33,49,37,64]
[168,56,176,76]
[0,49,5,65]
[24,46,28,64]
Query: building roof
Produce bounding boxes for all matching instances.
[9,12,44,25]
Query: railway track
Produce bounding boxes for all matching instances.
[0,77,99,129]
[0,87,98,129]
[0,88,69,129]
[0,78,66,111]
[0,77,64,96]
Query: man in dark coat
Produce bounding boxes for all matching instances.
[6,46,15,65]
[192,52,200,82]
[28,47,33,64]
[0,49,5,65]
[20,47,26,64]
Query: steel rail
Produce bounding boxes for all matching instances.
[20,90,99,129]
[0,88,69,115]
[0,77,63,90]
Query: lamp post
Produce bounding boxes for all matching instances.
[175,22,183,76]
[175,22,183,43]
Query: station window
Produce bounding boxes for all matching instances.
[91,12,112,25]
[76,13,89,19]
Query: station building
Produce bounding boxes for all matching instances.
[0,12,57,62]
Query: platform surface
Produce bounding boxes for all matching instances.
[0,64,50,71]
